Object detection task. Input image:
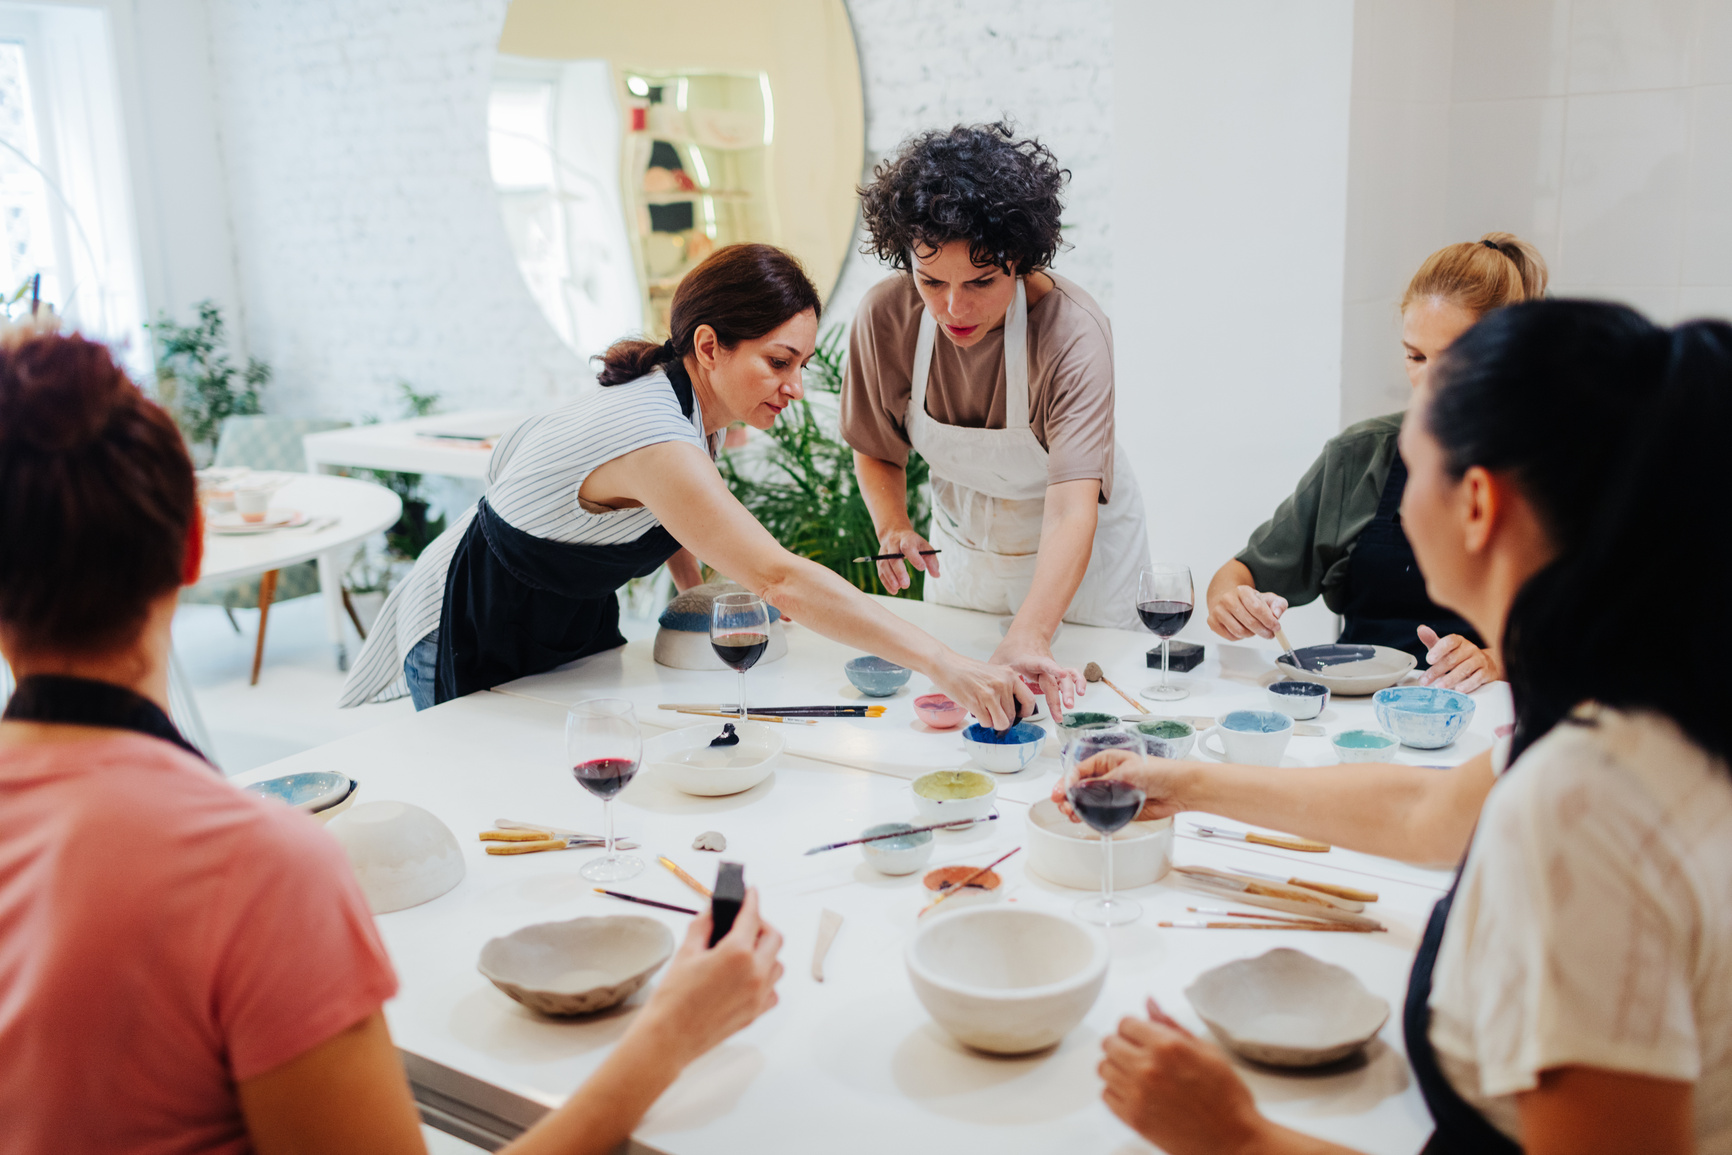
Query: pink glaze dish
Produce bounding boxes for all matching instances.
[914,693,964,730]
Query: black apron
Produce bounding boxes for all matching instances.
[2,674,212,766]
[1403,858,1524,1154]
[1339,454,1481,662]
[432,365,697,705]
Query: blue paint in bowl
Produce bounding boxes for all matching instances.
[1373,686,1475,749]
[845,655,912,697]
[963,721,1045,746]
[1221,709,1294,734]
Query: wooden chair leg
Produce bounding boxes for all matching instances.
[250,569,279,687]
[341,587,368,641]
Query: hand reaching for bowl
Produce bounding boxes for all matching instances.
[1053,749,1189,825]
[931,655,1036,732]
[1416,626,1498,692]
[1207,582,1289,641]
[634,888,783,1067]
[989,631,1082,720]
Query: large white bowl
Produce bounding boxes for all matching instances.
[643,721,783,796]
[478,915,674,1016]
[324,800,465,914]
[1185,948,1391,1067]
[1025,798,1173,890]
[907,906,1109,1055]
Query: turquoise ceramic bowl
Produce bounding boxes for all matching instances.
[845,655,912,697]
[1373,687,1475,749]
[1331,729,1398,763]
[859,821,936,876]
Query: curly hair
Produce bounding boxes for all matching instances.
[858,122,1069,274]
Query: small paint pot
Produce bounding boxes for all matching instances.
[1134,718,1196,759]
[914,693,965,729]
[859,822,935,876]
[1332,728,1398,763]
[1266,680,1330,720]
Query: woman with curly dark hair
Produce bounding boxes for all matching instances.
[843,123,1150,717]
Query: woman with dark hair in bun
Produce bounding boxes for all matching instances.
[343,243,1031,727]
[845,123,1150,719]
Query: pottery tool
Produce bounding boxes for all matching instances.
[851,549,942,563]
[1084,662,1145,713]
[708,863,746,946]
[1191,823,1331,853]
[672,708,819,726]
[1273,625,1305,670]
[658,856,712,898]
[1174,864,1359,910]
[495,818,589,839]
[804,814,999,855]
[1173,867,1383,929]
[480,830,638,853]
[1187,905,1342,923]
[812,909,843,981]
[661,703,886,718]
[920,847,1019,918]
[593,888,700,916]
[1235,869,1377,904]
[1160,919,1373,932]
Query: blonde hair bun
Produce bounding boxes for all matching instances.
[1403,232,1549,317]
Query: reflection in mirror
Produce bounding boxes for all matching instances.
[490,0,863,363]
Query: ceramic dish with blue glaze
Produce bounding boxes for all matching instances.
[844,655,912,697]
[1275,644,1416,696]
[961,721,1045,773]
[245,771,354,814]
[1266,679,1330,719]
[1373,686,1475,749]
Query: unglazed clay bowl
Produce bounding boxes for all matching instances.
[1373,686,1475,749]
[478,915,674,1016]
[1184,948,1390,1068]
[1024,799,1172,890]
[324,800,465,914]
[643,721,782,796]
[845,655,912,697]
[914,693,966,729]
[906,906,1109,1055]
[859,822,936,876]
[961,721,1045,774]
[910,770,998,825]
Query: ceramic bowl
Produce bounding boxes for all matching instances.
[244,770,353,814]
[478,915,674,1016]
[1201,709,1294,767]
[906,906,1110,1055]
[910,770,998,825]
[859,822,936,876]
[1332,728,1398,763]
[1184,948,1391,1068]
[845,655,912,697]
[1055,711,1121,745]
[1265,680,1330,720]
[324,801,465,914]
[1275,644,1416,696]
[1025,799,1172,890]
[914,693,965,730]
[960,721,1045,774]
[643,721,783,796]
[1133,719,1196,760]
[1373,686,1475,749]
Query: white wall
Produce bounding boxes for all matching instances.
[1112,0,1355,635]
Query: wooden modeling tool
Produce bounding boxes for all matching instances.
[1084,662,1145,713]
[812,909,843,981]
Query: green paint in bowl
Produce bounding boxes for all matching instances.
[1336,730,1396,749]
[1138,720,1194,739]
[1061,712,1119,729]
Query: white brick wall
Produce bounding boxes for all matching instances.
[198,0,1112,421]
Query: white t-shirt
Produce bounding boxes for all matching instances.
[339,371,713,706]
[1428,704,1732,1148]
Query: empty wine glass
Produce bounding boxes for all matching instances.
[1137,564,1194,702]
[1064,729,1146,926]
[710,592,770,721]
[567,698,642,883]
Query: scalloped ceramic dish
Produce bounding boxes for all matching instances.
[1185,948,1390,1067]
[479,916,674,1016]
[1275,644,1415,696]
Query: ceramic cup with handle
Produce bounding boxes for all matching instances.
[1201,709,1294,767]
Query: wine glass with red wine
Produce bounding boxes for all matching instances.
[1137,564,1194,702]
[566,698,643,883]
[710,592,770,721]
[1064,730,1147,926]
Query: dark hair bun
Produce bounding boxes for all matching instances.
[0,330,137,452]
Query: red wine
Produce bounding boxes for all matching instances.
[1067,780,1145,834]
[1137,599,1193,637]
[572,756,637,800]
[711,632,769,671]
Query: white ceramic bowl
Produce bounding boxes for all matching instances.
[910,770,998,826]
[906,906,1109,1055]
[324,800,465,914]
[478,915,674,1016]
[1185,948,1391,1067]
[1265,680,1330,720]
[643,721,783,797]
[1332,728,1398,763]
[859,822,936,876]
[960,721,1046,774]
[1024,799,1173,890]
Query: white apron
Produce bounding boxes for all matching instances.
[906,276,1150,630]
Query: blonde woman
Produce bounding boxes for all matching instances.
[1205,234,1546,691]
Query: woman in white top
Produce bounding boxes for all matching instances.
[343,244,1031,727]
[1060,300,1732,1153]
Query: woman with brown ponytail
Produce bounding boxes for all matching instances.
[343,243,1032,726]
[1206,233,1548,690]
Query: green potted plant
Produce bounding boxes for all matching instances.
[148,301,270,466]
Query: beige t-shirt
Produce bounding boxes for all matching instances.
[840,272,1117,502]
[1429,704,1732,1149]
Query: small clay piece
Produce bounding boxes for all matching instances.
[692,831,727,852]
[708,723,740,748]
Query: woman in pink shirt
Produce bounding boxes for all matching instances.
[0,326,784,1154]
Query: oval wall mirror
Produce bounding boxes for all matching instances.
[489,0,864,364]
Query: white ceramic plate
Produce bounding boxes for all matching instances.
[208,508,308,533]
[644,721,782,796]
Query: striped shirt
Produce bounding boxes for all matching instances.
[339,371,714,707]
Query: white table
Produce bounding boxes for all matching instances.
[302,410,530,481]
[242,600,1503,1152]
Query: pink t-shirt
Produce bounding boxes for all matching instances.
[0,732,398,1154]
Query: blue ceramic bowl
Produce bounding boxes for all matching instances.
[1373,686,1475,749]
[844,655,912,697]
[858,821,936,876]
[1266,680,1330,720]
[961,721,1046,773]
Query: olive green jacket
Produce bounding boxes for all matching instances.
[1235,412,1404,613]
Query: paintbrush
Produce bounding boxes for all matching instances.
[1084,662,1145,713]
[658,856,711,898]
[804,814,998,855]
[1160,918,1374,932]
[661,703,886,717]
[851,549,942,563]
[1274,625,1305,670]
[593,888,700,916]
[672,708,819,725]
[920,847,1019,917]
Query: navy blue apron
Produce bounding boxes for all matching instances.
[1339,454,1482,663]
[431,364,696,705]
[2,674,211,766]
